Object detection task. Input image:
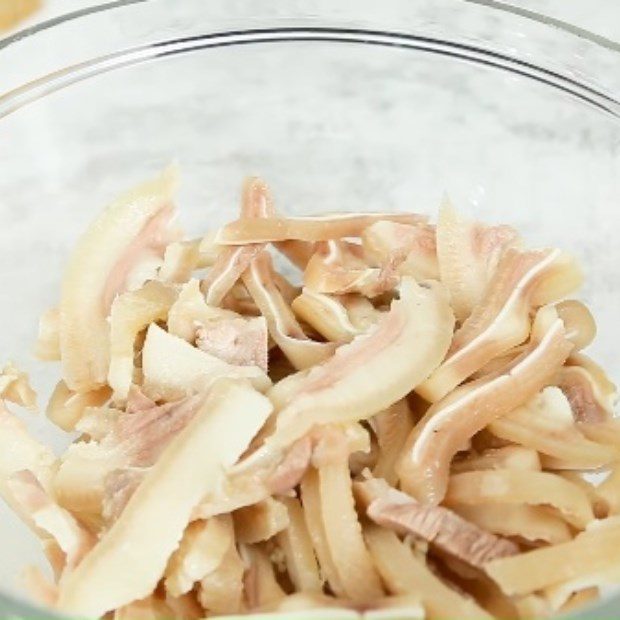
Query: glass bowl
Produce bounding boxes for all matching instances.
[0,1,619,618]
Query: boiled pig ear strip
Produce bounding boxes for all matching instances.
[418,247,582,403]
[488,386,618,469]
[450,503,573,545]
[485,517,620,597]
[202,177,275,306]
[398,305,574,505]
[215,212,427,245]
[291,289,363,343]
[444,469,594,529]
[262,277,454,452]
[56,380,272,617]
[108,280,178,403]
[362,220,439,280]
[450,446,542,474]
[7,172,620,620]
[242,251,338,370]
[364,523,493,619]
[59,166,180,392]
[303,240,399,298]
[436,199,521,323]
[556,353,617,423]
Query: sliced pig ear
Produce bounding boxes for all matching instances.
[141,323,271,401]
[437,198,520,322]
[267,277,454,450]
[399,305,573,505]
[60,166,180,393]
[0,362,37,410]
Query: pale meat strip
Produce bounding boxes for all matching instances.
[450,503,572,545]
[0,362,37,410]
[276,496,322,592]
[261,278,453,452]
[398,306,573,505]
[164,516,233,596]
[362,220,439,280]
[418,247,581,403]
[233,497,289,544]
[450,446,541,474]
[46,381,111,432]
[363,482,518,568]
[314,430,383,601]
[436,201,520,322]
[444,470,594,529]
[202,177,275,306]
[241,544,286,610]
[242,251,337,370]
[364,524,493,620]
[56,380,272,618]
[485,517,620,596]
[488,387,617,469]
[215,212,427,245]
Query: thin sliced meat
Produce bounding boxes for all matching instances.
[167,279,237,343]
[56,380,272,617]
[108,280,178,402]
[202,177,275,306]
[418,247,582,402]
[362,221,439,280]
[436,201,520,322]
[556,353,617,423]
[242,251,338,370]
[259,277,453,453]
[164,515,233,597]
[488,387,617,469]
[233,497,289,544]
[451,446,541,474]
[196,316,269,373]
[275,239,317,270]
[398,306,573,504]
[216,212,427,245]
[359,479,518,568]
[0,362,37,410]
[8,470,94,571]
[141,323,270,401]
[46,381,112,432]
[60,167,180,392]
[241,544,286,610]
[304,240,399,298]
[445,470,594,529]
[555,300,596,351]
[291,289,361,343]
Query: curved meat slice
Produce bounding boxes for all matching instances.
[141,323,270,401]
[291,289,362,343]
[260,278,454,452]
[398,306,573,504]
[202,177,275,306]
[488,387,617,469]
[215,212,427,245]
[233,497,289,544]
[436,201,520,322]
[196,316,268,373]
[445,470,594,529]
[167,279,237,343]
[7,470,94,570]
[46,380,111,432]
[275,239,317,270]
[241,544,286,610]
[555,300,596,351]
[56,380,273,618]
[60,167,180,392]
[360,480,518,568]
[304,241,399,298]
[418,247,582,402]
[164,516,232,597]
[108,281,178,402]
[556,353,617,423]
[362,221,439,280]
[451,446,541,473]
[0,362,37,410]
[242,251,337,370]
[158,238,208,283]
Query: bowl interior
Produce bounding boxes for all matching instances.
[0,25,619,617]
